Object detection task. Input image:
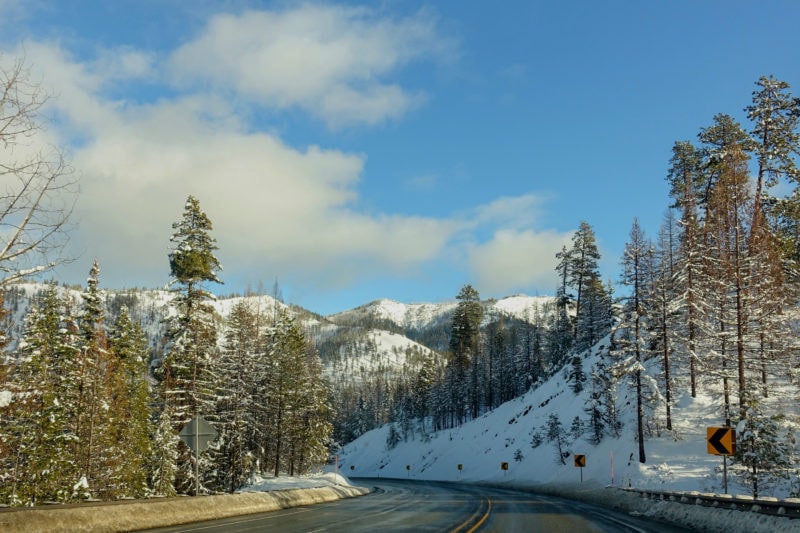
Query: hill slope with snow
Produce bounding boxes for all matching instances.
[336,336,800,496]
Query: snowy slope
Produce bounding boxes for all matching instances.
[325,328,439,380]
[336,338,800,497]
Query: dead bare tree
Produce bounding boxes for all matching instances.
[0,56,76,287]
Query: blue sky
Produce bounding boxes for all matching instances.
[2,1,799,315]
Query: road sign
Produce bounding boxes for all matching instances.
[179,415,218,453]
[574,454,586,468]
[457,464,463,471]
[406,465,411,470]
[501,462,509,471]
[179,415,218,496]
[707,427,736,455]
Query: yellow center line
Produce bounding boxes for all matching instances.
[450,497,492,533]
[466,498,492,533]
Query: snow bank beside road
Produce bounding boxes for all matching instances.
[0,474,369,533]
[524,481,798,533]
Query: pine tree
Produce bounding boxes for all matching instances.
[108,305,152,497]
[150,406,178,497]
[569,356,586,394]
[744,77,798,398]
[290,350,333,475]
[700,126,753,420]
[263,310,311,477]
[448,285,483,423]
[160,195,223,494]
[545,414,568,465]
[211,301,259,492]
[550,247,575,368]
[568,221,602,335]
[0,286,79,504]
[616,219,652,464]
[735,390,793,498]
[412,353,436,433]
[74,260,124,499]
[746,75,800,243]
[667,140,705,398]
[649,213,680,431]
[574,276,612,354]
[584,363,606,445]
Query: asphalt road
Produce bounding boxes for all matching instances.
[139,478,691,532]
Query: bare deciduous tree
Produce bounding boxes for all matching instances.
[1,56,76,287]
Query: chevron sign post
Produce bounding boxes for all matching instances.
[707,426,736,494]
[706,427,735,455]
[574,454,586,483]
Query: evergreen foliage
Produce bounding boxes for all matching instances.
[108,305,152,497]
[159,195,223,494]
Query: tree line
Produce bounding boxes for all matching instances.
[326,220,614,446]
[0,196,333,504]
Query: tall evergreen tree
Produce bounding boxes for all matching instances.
[617,218,652,464]
[548,248,575,369]
[262,310,322,477]
[574,276,612,354]
[74,260,125,499]
[746,75,800,241]
[211,301,259,492]
[568,221,602,332]
[667,140,705,398]
[701,131,753,420]
[0,286,79,504]
[649,213,680,431]
[160,195,223,494]
[108,305,153,497]
[448,285,483,423]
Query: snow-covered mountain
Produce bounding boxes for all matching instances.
[2,283,555,388]
[329,295,555,331]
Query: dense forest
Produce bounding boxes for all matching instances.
[2,59,800,504]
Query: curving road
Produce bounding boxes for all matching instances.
[139,478,690,532]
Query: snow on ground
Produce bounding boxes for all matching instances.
[354,295,555,330]
[336,348,800,532]
[491,294,555,321]
[0,390,11,408]
[242,472,356,492]
[0,474,368,533]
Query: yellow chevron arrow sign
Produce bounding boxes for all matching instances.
[707,427,736,456]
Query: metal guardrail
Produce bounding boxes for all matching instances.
[622,487,800,519]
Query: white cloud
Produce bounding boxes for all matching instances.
[92,47,156,82]
[466,228,571,295]
[68,103,461,288]
[472,194,550,230]
[168,4,451,127]
[5,8,564,300]
[9,37,459,291]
